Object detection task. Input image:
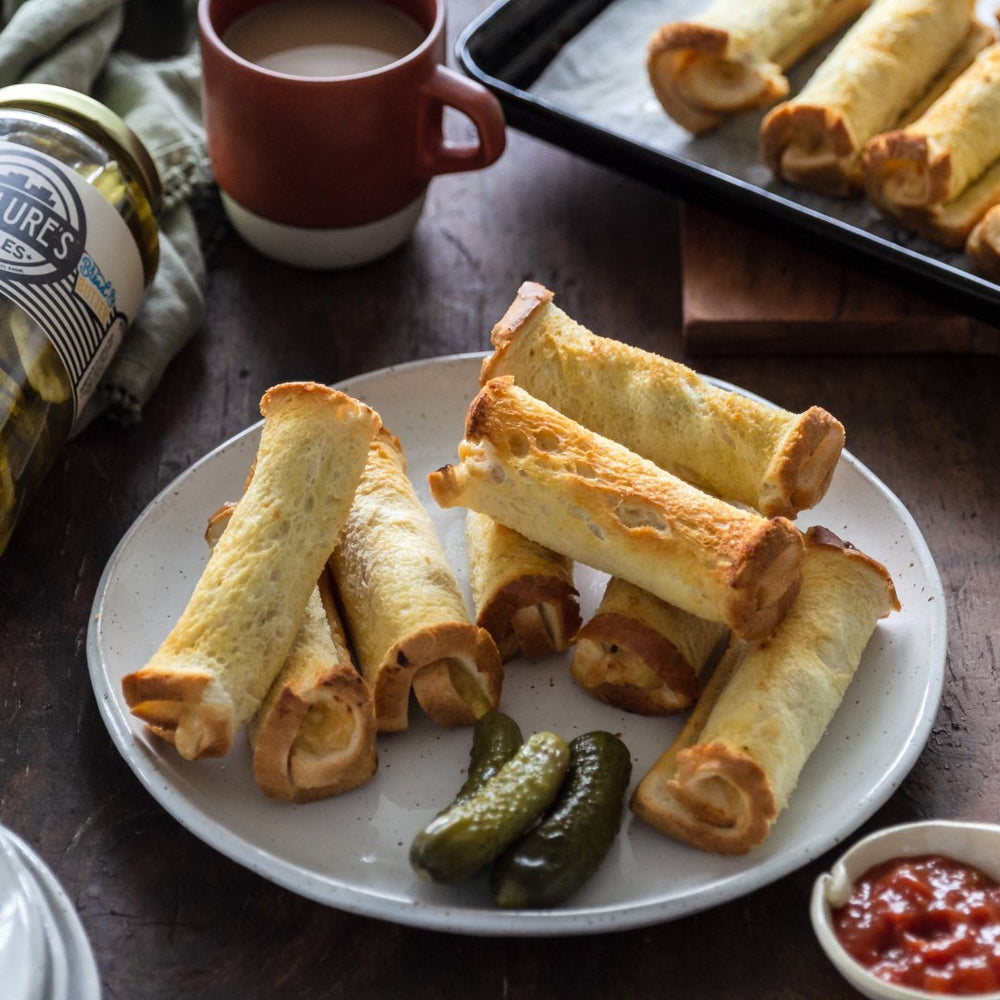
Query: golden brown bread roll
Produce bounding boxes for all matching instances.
[571,577,728,715]
[465,509,581,662]
[864,42,1000,247]
[122,382,380,760]
[760,0,986,196]
[893,20,997,124]
[482,282,844,519]
[631,526,899,855]
[428,377,804,642]
[249,570,378,802]
[330,427,503,733]
[646,0,869,134]
[966,204,1000,279]
[204,503,378,803]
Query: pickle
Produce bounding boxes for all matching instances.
[452,710,523,806]
[490,731,632,908]
[410,731,570,884]
[0,447,14,551]
[9,311,71,405]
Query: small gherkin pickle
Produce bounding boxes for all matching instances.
[490,731,632,908]
[452,710,523,806]
[410,730,570,884]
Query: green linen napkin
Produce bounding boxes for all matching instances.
[0,0,211,427]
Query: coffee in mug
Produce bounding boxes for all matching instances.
[198,0,506,269]
[223,0,425,78]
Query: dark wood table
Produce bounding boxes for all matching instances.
[2,3,998,997]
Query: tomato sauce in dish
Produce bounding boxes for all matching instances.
[833,854,1000,994]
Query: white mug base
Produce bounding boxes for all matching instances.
[220,193,426,270]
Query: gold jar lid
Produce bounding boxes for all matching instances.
[0,83,162,213]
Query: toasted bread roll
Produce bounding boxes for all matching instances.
[465,509,581,662]
[429,377,804,642]
[122,382,380,760]
[205,503,378,802]
[892,20,997,124]
[647,0,868,133]
[631,527,899,855]
[571,578,728,715]
[760,0,984,196]
[330,428,502,733]
[482,282,843,518]
[864,43,1000,246]
[250,570,378,801]
[966,204,1000,279]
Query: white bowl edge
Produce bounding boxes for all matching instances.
[811,820,1000,1000]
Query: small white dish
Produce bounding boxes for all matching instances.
[1,830,102,1000]
[811,820,1000,999]
[0,828,48,1000]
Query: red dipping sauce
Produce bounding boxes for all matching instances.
[833,854,1000,995]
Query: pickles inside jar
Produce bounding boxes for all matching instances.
[0,316,73,555]
[410,729,570,885]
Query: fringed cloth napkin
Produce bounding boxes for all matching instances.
[0,0,211,427]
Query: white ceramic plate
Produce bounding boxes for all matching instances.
[0,827,48,1000]
[2,831,101,1000]
[87,354,946,936]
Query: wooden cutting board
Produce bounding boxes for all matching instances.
[681,204,1000,354]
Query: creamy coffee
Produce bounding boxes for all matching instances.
[223,0,425,77]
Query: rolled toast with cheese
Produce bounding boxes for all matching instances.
[250,572,378,802]
[330,427,503,732]
[760,0,986,196]
[631,527,899,854]
[122,382,380,760]
[966,204,1000,279]
[466,509,582,662]
[646,0,869,134]
[864,42,1000,247]
[205,503,377,803]
[429,377,804,642]
[482,282,844,519]
[572,577,727,715]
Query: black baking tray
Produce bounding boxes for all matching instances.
[456,0,1000,326]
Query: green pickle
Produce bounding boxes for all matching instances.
[0,86,160,557]
[8,309,71,405]
[410,730,570,885]
[490,731,633,908]
[452,710,523,806]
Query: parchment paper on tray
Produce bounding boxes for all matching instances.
[528,0,998,288]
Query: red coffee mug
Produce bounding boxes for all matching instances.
[198,0,506,268]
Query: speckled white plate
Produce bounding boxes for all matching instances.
[86,353,946,936]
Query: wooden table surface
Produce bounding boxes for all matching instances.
[2,3,999,997]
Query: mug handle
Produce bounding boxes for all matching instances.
[418,65,506,177]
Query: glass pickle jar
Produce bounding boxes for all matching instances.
[0,84,160,558]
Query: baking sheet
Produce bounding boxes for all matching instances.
[458,0,1000,320]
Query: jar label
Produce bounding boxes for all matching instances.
[0,140,145,423]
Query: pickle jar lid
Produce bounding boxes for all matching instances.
[0,83,162,213]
